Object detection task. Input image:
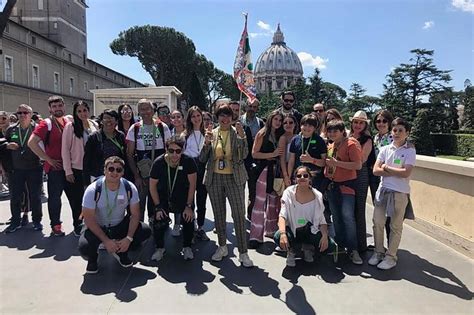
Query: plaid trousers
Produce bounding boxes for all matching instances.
[207,173,248,253]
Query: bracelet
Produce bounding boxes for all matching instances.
[126,236,133,242]
[185,203,193,208]
[280,231,286,235]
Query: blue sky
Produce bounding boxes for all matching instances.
[86,0,473,97]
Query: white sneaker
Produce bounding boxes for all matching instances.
[182,247,194,260]
[350,250,363,265]
[377,256,397,270]
[239,253,254,268]
[151,248,166,262]
[368,252,385,266]
[98,243,105,250]
[286,250,296,267]
[303,249,314,263]
[171,224,181,237]
[211,246,228,261]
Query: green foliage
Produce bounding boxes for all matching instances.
[411,109,435,156]
[188,72,207,110]
[461,83,474,129]
[258,92,280,119]
[431,133,474,157]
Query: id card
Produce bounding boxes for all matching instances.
[218,159,226,170]
[297,218,307,225]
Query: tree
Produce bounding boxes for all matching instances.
[346,83,367,114]
[258,92,280,119]
[462,79,474,129]
[319,82,347,112]
[288,78,312,114]
[411,109,435,156]
[188,72,207,110]
[308,68,323,103]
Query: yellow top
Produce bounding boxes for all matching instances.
[214,130,233,174]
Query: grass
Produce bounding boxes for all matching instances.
[436,155,469,161]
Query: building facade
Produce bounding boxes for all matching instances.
[0,0,143,115]
[254,24,304,94]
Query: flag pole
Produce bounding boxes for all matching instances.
[239,12,247,120]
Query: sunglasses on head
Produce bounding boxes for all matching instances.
[107,166,123,173]
[16,111,30,115]
[376,119,388,124]
[167,148,182,154]
[296,173,310,179]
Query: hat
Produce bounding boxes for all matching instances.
[350,110,370,123]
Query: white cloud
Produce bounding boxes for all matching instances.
[297,52,328,69]
[422,21,435,30]
[249,32,271,38]
[452,0,474,13]
[257,20,271,31]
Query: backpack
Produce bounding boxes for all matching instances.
[94,177,133,214]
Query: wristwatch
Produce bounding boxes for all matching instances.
[126,236,134,242]
[185,203,193,208]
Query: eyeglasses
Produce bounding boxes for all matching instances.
[16,111,30,115]
[283,99,295,103]
[283,121,294,125]
[121,109,132,114]
[167,148,182,154]
[107,166,123,173]
[296,173,310,179]
[376,119,388,124]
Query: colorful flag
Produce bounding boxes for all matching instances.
[233,13,257,103]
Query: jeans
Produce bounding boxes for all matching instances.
[194,159,208,228]
[78,217,151,262]
[47,170,76,227]
[9,168,43,225]
[327,187,358,251]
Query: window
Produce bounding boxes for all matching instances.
[32,65,39,88]
[68,53,72,62]
[83,53,86,65]
[4,56,13,82]
[95,85,99,89]
[83,81,88,92]
[95,66,98,72]
[31,36,36,46]
[53,22,58,29]
[38,0,44,10]
[69,78,74,95]
[114,74,116,81]
[105,71,108,77]
[54,72,60,92]
[5,23,9,33]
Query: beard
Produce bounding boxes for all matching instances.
[52,110,64,118]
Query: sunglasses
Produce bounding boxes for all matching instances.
[16,111,30,115]
[121,109,132,114]
[313,109,324,113]
[158,110,170,115]
[167,148,182,154]
[376,119,388,124]
[283,121,294,125]
[107,166,123,173]
[283,99,294,103]
[296,173,310,179]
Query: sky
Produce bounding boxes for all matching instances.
[86,0,473,97]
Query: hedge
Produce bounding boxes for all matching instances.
[431,133,474,157]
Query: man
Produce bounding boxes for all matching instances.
[127,99,171,221]
[240,99,265,140]
[155,103,172,129]
[278,91,303,123]
[78,156,151,274]
[28,96,79,236]
[4,104,43,233]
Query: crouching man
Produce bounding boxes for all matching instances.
[78,156,151,274]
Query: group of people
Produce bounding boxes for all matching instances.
[0,91,416,274]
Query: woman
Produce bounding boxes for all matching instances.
[202,111,213,129]
[349,110,375,252]
[183,106,209,241]
[199,104,253,267]
[249,110,284,247]
[287,114,327,192]
[149,136,197,261]
[62,101,98,235]
[83,109,127,185]
[275,166,337,267]
[324,119,363,265]
[322,109,344,140]
[279,114,299,187]
[117,104,136,181]
[170,109,185,136]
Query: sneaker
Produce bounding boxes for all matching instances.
[86,260,98,274]
[350,250,363,265]
[286,250,296,267]
[195,229,210,241]
[182,247,194,260]
[239,253,254,268]
[274,246,285,253]
[4,222,21,234]
[112,252,133,268]
[32,222,43,231]
[21,214,29,227]
[151,248,166,262]
[98,243,106,250]
[368,252,385,266]
[171,224,181,237]
[50,224,65,237]
[303,249,314,263]
[377,256,397,270]
[211,246,228,262]
[73,225,82,237]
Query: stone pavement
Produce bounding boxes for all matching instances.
[0,189,473,314]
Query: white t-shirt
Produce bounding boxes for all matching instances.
[184,130,204,158]
[82,177,140,227]
[280,185,326,235]
[377,142,416,194]
[126,122,171,151]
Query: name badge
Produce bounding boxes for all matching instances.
[178,166,183,170]
[310,140,316,144]
[118,195,125,200]
[394,159,401,165]
[11,134,19,139]
[297,218,306,225]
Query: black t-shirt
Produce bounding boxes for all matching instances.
[4,122,41,170]
[150,154,197,212]
[289,133,327,177]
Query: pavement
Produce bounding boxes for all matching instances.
[0,186,473,315]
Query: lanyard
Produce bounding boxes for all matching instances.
[215,128,229,157]
[18,125,31,148]
[302,135,314,155]
[104,181,120,221]
[193,131,203,150]
[167,162,180,198]
[52,117,64,134]
[108,135,123,152]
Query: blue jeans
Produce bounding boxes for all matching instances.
[327,187,358,251]
[9,168,43,225]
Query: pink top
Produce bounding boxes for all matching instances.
[61,120,98,175]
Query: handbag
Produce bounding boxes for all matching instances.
[137,158,153,178]
[272,162,285,196]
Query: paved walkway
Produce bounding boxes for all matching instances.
[0,189,473,314]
